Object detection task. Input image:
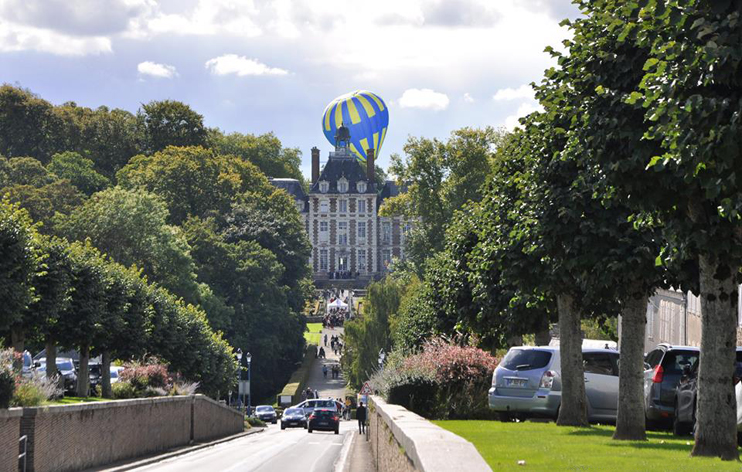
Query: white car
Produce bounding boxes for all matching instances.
[110,366,125,384]
[293,398,338,418]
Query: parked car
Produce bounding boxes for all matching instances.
[673,348,742,437]
[36,357,77,394]
[88,362,102,394]
[294,399,338,418]
[255,405,278,424]
[110,366,125,384]
[488,346,620,422]
[21,351,33,379]
[643,343,699,423]
[307,408,340,434]
[281,407,308,430]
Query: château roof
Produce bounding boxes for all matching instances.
[310,158,375,194]
[378,180,406,206]
[269,178,307,200]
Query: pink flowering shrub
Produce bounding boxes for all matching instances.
[375,338,499,419]
[119,358,172,396]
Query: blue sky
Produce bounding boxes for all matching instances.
[0,0,580,178]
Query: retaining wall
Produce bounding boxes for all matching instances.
[17,394,242,472]
[0,408,22,472]
[368,396,491,472]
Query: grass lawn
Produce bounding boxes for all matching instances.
[48,396,108,405]
[434,420,742,472]
[304,322,323,345]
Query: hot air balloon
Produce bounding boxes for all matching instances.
[322,90,389,164]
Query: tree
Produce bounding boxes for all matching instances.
[57,187,198,302]
[208,130,304,181]
[0,85,63,163]
[0,198,40,356]
[138,100,208,154]
[48,151,110,196]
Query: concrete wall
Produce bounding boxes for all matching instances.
[0,408,22,472]
[18,394,242,472]
[193,395,243,442]
[368,396,491,472]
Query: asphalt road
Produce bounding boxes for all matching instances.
[131,420,355,472]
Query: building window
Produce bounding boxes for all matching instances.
[382,221,391,244]
[319,181,329,193]
[319,200,329,213]
[338,222,348,245]
[357,181,367,193]
[338,180,348,193]
[382,249,392,269]
[320,249,328,271]
[358,251,366,272]
[319,221,328,242]
[358,199,366,214]
[339,199,347,213]
[357,222,366,241]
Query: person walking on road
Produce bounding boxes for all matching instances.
[322,364,328,378]
[324,334,328,346]
[357,402,367,434]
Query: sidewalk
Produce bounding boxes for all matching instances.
[305,325,346,399]
[338,427,375,472]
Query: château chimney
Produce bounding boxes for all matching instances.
[311,147,320,183]
[366,148,375,185]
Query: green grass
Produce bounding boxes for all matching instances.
[434,420,742,472]
[304,322,323,345]
[48,396,108,405]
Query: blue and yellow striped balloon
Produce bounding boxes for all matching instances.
[322,90,389,164]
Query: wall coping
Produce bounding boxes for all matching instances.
[22,394,194,416]
[370,396,491,472]
[0,407,23,419]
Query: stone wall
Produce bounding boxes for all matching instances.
[18,394,243,472]
[0,408,22,472]
[368,396,491,472]
[193,395,244,442]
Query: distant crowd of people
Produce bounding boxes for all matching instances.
[323,307,347,328]
[325,333,343,355]
[328,270,358,279]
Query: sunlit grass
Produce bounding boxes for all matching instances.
[304,322,323,345]
[434,420,741,472]
[48,396,108,405]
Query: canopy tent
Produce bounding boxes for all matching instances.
[327,298,348,309]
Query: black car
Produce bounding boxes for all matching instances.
[643,344,699,423]
[37,357,78,395]
[673,348,742,436]
[281,407,307,430]
[307,408,339,434]
[255,405,278,424]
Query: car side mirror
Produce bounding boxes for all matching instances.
[643,362,651,371]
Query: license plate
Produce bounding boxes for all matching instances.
[319,422,328,425]
[506,378,528,387]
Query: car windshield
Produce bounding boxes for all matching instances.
[313,410,335,417]
[89,365,101,376]
[23,353,31,367]
[501,349,552,371]
[110,369,119,379]
[285,408,301,415]
[313,400,335,408]
[57,360,74,371]
[662,350,699,374]
[256,407,273,412]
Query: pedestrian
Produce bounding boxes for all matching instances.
[314,388,319,399]
[319,347,326,359]
[357,402,367,434]
[324,334,328,346]
[322,364,328,378]
[345,398,352,420]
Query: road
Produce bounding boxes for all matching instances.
[129,325,356,472]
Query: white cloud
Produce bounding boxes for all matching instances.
[137,61,178,78]
[463,92,474,103]
[493,84,534,101]
[504,101,542,130]
[205,54,289,77]
[398,88,449,111]
[0,22,112,55]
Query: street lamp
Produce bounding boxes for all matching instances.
[235,349,242,411]
[245,352,252,416]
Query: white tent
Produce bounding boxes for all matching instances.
[328,299,348,309]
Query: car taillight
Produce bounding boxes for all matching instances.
[652,365,664,383]
[309,414,315,420]
[539,370,556,389]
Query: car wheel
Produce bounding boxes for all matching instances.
[335,428,339,435]
[273,420,277,424]
[281,423,285,430]
[497,412,513,423]
[673,402,692,436]
[308,429,313,433]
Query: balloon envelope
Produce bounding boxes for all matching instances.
[322,90,389,164]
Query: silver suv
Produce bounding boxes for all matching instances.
[488,346,620,422]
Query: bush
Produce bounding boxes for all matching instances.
[11,375,62,407]
[246,417,266,427]
[119,359,172,394]
[111,381,137,399]
[0,349,16,408]
[371,338,499,420]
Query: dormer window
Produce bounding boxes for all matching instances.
[319,181,329,193]
[357,181,367,193]
[338,178,348,193]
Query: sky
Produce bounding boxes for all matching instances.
[0,0,580,178]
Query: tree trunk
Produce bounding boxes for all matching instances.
[10,325,25,370]
[101,350,112,399]
[77,345,90,398]
[692,254,739,460]
[45,338,58,380]
[556,294,588,427]
[613,292,648,440]
[535,324,551,346]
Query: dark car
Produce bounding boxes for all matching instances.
[37,357,77,395]
[643,344,699,423]
[255,405,278,424]
[307,408,339,434]
[673,348,742,437]
[281,407,307,430]
[88,363,102,395]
